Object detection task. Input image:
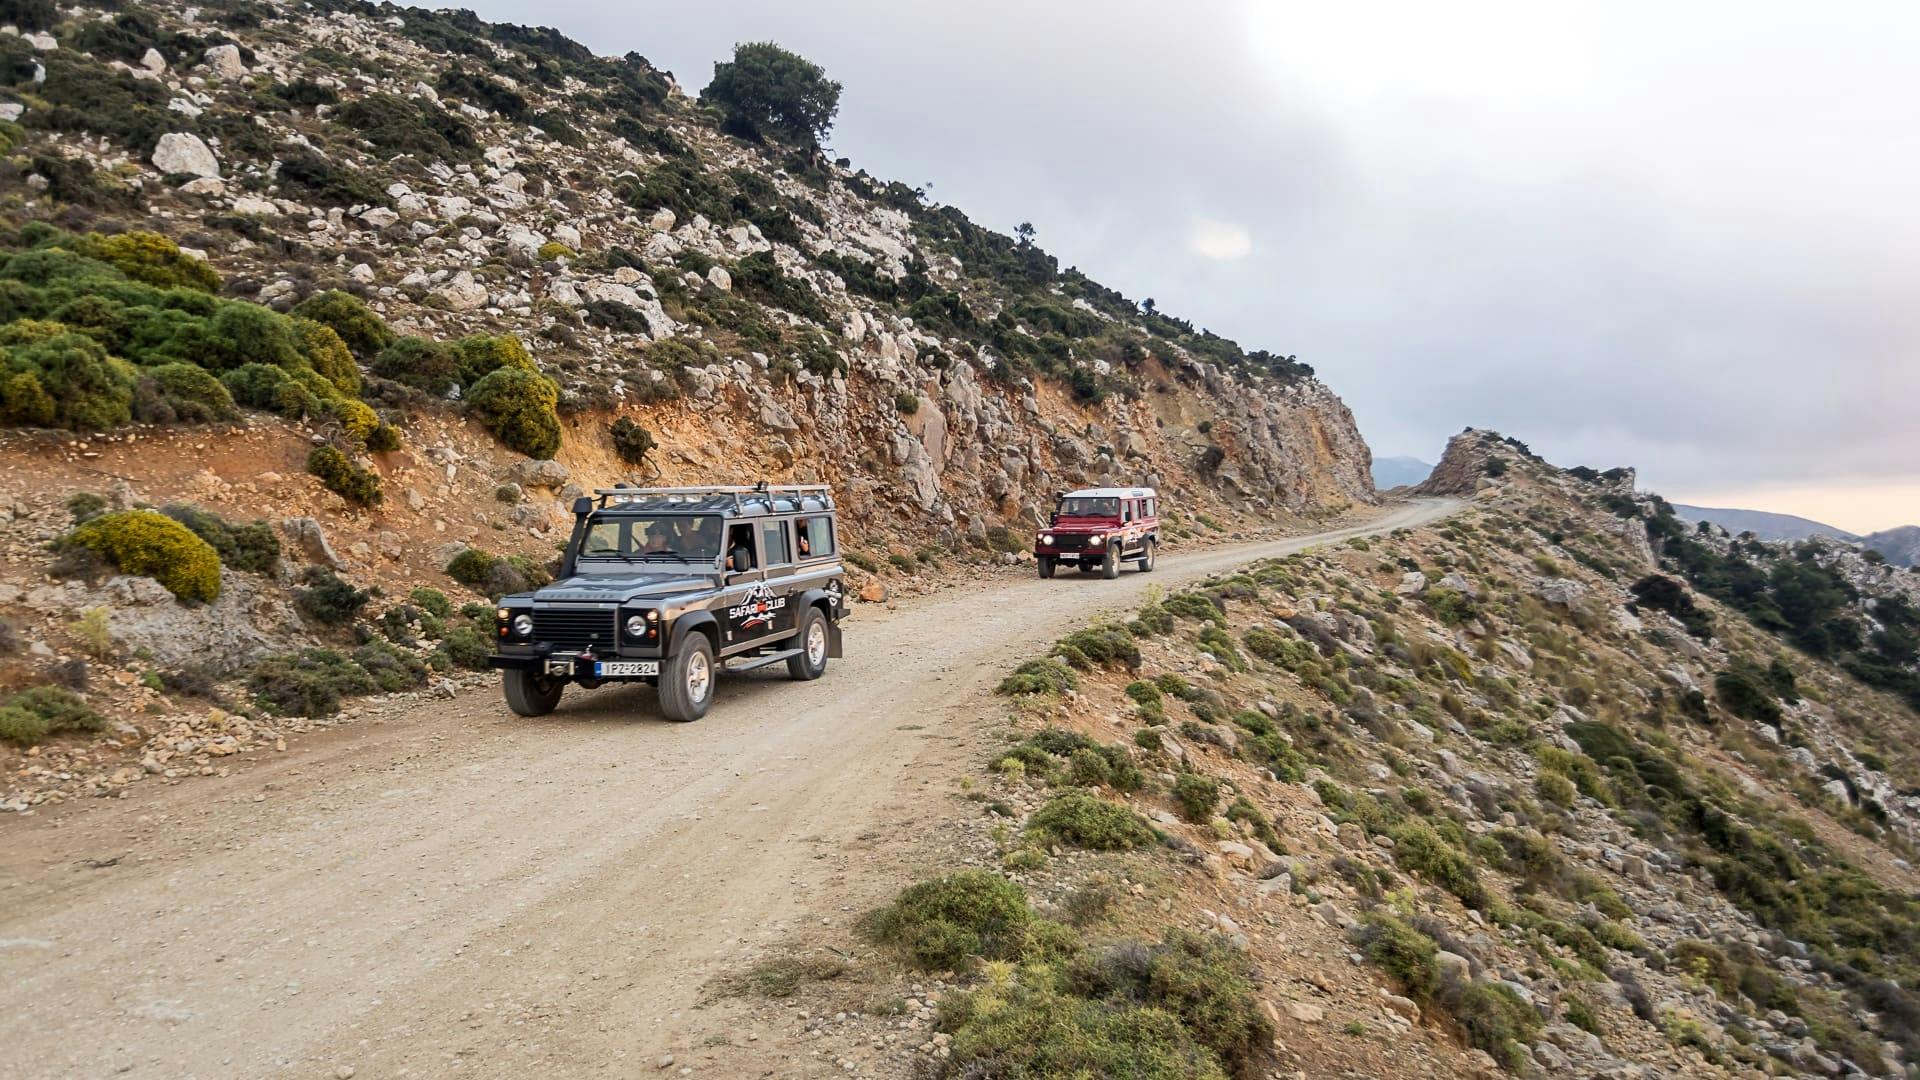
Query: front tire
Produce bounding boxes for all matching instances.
[1136,539,1156,573]
[1037,556,1055,579]
[503,668,564,717]
[1101,547,1120,579]
[658,633,715,722]
[787,608,829,681]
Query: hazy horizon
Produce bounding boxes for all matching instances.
[464,1,1919,532]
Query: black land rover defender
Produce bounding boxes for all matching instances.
[487,484,847,722]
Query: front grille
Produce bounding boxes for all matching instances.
[1053,534,1096,551]
[532,607,618,653]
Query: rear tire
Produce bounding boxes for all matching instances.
[787,608,829,681]
[1037,556,1055,579]
[503,668,564,717]
[1101,547,1120,579]
[658,633,715,722]
[1136,539,1156,573]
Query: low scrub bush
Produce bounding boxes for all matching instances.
[294,567,370,626]
[1064,930,1276,1077]
[1051,624,1140,671]
[1026,790,1156,850]
[246,647,376,716]
[861,870,1037,971]
[62,509,221,602]
[0,686,106,745]
[1392,821,1489,909]
[159,504,279,573]
[997,657,1077,696]
[307,445,383,507]
[445,547,550,598]
[1173,772,1222,823]
[609,416,656,468]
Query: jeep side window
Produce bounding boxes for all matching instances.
[799,517,834,558]
[1122,501,1134,523]
[726,524,756,571]
[761,521,792,566]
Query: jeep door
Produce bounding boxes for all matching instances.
[755,517,800,640]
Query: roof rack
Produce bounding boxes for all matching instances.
[590,482,835,514]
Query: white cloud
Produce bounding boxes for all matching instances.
[1188,219,1253,260]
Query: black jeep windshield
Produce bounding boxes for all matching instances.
[1057,497,1119,517]
[578,514,722,563]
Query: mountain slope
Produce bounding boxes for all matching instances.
[1865,525,1920,568]
[1370,454,1433,490]
[1671,503,1857,543]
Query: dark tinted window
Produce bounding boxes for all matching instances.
[761,521,792,566]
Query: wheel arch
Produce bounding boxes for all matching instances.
[669,610,720,654]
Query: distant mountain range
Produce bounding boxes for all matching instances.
[1372,456,1434,490]
[1673,504,1919,567]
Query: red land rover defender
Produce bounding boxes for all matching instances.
[1034,487,1159,579]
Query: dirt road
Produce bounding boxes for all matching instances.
[0,499,1460,1079]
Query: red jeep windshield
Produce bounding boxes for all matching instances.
[1056,497,1120,517]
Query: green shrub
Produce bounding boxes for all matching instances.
[353,638,429,692]
[1358,911,1441,1001]
[0,686,106,745]
[1197,626,1245,671]
[435,622,493,671]
[371,336,458,392]
[1064,930,1275,1077]
[3,330,135,430]
[408,587,453,619]
[335,92,477,160]
[895,391,919,415]
[1051,625,1141,671]
[1163,591,1225,624]
[246,647,377,716]
[77,231,220,293]
[1391,821,1488,909]
[1424,586,1478,626]
[1027,790,1156,850]
[609,416,656,468]
[294,319,361,395]
[158,504,279,573]
[1454,982,1542,1071]
[221,363,318,418]
[294,567,371,626]
[307,445,383,507]
[63,509,221,602]
[466,365,562,458]
[145,362,236,422]
[1173,772,1221,823]
[1715,665,1783,724]
[862,870,1035,971]
[937,972,1230,1080]
[451,333,537,386]
[291,290,393,359]
[444,547,549,598]
[998,657,1078,696]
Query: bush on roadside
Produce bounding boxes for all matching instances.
[294,567,371,626]
[1173,772,1221,823]
[246,647,376,716]
[0,685,106,745]
[862,870,1037,972]
[997,657,1078,696]
[62,509,221,602]
[1027,790,1157,851]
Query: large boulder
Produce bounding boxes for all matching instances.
[281,517,345,569]
[152,132,220,178]
[203,44,246,80]
[434,271,488,312]
[511,459,571,490]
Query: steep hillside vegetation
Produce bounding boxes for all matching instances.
[0,0,1375,797]
[771,431,1920,1078]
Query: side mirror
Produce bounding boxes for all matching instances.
[729,545,754,571]
[572,496,594,516]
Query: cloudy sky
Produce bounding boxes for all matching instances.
[467,1,1918,533]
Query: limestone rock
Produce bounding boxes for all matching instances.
[152,132,220,178]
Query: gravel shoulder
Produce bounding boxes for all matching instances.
[0,498,1460,1080]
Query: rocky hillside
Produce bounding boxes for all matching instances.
[772,430,1920,1078]
[0,1,1375,797]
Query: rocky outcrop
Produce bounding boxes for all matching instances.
[1415,430,1493,496]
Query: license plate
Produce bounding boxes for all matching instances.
[594,661,659,677]
[544,660,574,676]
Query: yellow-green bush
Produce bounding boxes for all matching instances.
[465,365,561,458]
[0,686,107,745]
[294,318,361,395]
[307,445,383,507]
[64,509,222,602]
[291,289,393,359]
[535,241,575,262]
[329,397,380,442]
[76,231,221,293]
[452,333,538,386]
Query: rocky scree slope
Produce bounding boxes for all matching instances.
[0,0,1374,802]
[805,433,1920,1078]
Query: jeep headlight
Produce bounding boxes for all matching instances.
[1088,534,1104,546]
[1040,533,1054,546]
[511,613,533,637]
[625,614,647,637]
